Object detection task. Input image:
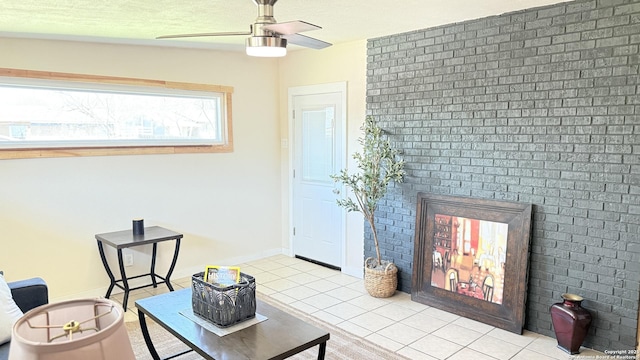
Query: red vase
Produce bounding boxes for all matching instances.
[550,293,592,354]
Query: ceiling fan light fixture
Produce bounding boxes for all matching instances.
[246,36,287,57]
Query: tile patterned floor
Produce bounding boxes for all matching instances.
[112,255,607,360]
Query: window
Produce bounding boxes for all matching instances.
[0,68,233,159]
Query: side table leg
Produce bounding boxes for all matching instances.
[317,341,327,360]
[96,240,116,298]
[164,238,181,291]
[138,311,161,360]
[117,248,130,311]
[150,243,158,288]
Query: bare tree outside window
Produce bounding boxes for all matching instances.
[0,84,224,147]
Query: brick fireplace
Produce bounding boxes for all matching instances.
[365,0,640,352]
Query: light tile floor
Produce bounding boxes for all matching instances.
[112,255,607,360]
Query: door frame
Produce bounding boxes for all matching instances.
[287,82,347,270]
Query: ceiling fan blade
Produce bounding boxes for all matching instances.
[157,30,251,40]
[283,33,331,50]
[262,21,321,35]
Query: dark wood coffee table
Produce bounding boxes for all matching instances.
[135,288,330,360]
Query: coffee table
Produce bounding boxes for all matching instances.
[135,288,330,360]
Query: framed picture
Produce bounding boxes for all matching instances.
[411,193,532,334]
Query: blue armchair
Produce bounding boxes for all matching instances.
[0,278,48,359]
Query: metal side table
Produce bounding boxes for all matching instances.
[96,226,183,311]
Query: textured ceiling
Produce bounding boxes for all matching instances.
[1,0,570,52]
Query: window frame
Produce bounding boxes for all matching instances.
[0,68,234,160]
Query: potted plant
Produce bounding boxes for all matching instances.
[330,116,405,297]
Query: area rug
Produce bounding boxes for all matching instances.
[126,293,409,360]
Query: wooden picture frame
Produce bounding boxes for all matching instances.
[411,193,532,334]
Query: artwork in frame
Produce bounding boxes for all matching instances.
[411,193,533,334]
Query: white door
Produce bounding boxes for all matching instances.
[290,83,346,268]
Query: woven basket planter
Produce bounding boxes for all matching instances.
[364,257,398,298]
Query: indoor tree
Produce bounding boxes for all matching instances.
[331,116,405,269]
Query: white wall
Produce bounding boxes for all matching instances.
[0,38,284,299]
[0,37,369,299]
[278,40,368,277]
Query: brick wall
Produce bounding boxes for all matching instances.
[366,0,639,351]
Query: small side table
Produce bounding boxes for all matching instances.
[96,226,183,311]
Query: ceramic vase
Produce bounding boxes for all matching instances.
[550,293,592,354]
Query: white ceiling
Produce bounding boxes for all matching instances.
[1,0,570,52]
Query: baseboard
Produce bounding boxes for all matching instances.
[342,265,364,279]
[51,287,112,303]
[51,248,287,303]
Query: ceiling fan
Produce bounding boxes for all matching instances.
[157,0,331,57]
